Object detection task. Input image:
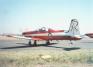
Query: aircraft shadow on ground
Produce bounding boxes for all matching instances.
[1,43,80,51]
[81,42,93,43]
[1,46,31,49]
[63,47,80,51]
[0,43,57,49]
[46,46,81,51]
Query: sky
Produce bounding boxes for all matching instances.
[0,0,93,34]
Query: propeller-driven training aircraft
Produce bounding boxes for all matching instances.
[22,19,82,46]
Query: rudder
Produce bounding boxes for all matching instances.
[67,19,80,36]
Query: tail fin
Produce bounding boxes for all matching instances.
[67,19,80,35]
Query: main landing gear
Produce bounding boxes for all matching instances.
[70,40,73,45]
[68,40,74,46]
[28,40,37,46]
[34,40,37,46]
[28,40,32,46]
[46,40,50,45]
[28,40,51,46]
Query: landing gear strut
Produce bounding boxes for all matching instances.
[33,40,37,46]
[46,40,50,45]
[28,40,32,46]
[70,40,73,45]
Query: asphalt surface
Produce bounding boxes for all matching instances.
[0,37,93,51]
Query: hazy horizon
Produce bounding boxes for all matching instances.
[0,0,93,34]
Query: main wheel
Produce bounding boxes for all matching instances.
[28,40,32,46]
[33,40,37,46]
[46,40,50,45]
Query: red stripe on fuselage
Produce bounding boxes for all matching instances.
[25,36,81,40]
[22,30,64,35]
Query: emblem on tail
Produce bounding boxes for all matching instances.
[67,19,80,36]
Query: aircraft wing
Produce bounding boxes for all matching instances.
[7,35,44,40]
[8,35,32,40]
[12,36,44,40]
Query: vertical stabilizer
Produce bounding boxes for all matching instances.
[67,19,80,36]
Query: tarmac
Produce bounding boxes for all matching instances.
[0,36,93,51]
